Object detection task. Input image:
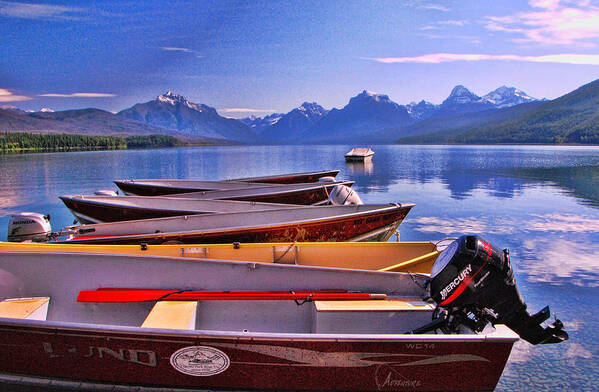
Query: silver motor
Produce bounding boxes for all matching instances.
[328,184,363,205]
[7,212,52,242]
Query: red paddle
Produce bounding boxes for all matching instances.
[77,288,387,302]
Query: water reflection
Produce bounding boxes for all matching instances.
[345,160,374,175]
[503,165,599,207]
[1,145,599,391]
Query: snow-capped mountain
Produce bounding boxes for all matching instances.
[482,86,536,109]
[39,107,54,113]
[117,91,257,143]
[300,90,414,143]
[260,102,328,142]
[241,113,283,134]
[406,100,439,121]
[438,85,495,114]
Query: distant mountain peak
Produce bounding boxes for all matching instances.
[156,91,216,114]
[447,85,479,100]
[483,86,536,108]
[349,90,394,105]
[40,107,54,113]
[157,91,188,105]
[296,102,327,117]
[406,100,439,120]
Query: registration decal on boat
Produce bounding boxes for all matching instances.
[170,346,230,376]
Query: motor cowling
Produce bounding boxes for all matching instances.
[94,189,118,196]
[328,184,363,205]
[7,212,52,242]
[427,235,568,345]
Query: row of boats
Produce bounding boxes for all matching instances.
[0,169,568,391]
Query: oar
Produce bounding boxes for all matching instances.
[77,288,387,303]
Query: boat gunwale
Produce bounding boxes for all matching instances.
[64,203,414,242]
[115,170,342,187]
[0,240,437,251]
[0,316,519,343]
[59,195,299,213]
[0,249,428,278]
[167,180,355,199]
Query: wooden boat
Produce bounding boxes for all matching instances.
[0,249,519,391]
[59,195,303,224]
[345,148,374,162]
[56,203,413,245]
[0,240,442,274]
[115,169,341,196]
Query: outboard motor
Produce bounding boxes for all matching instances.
[412,235,568,345]
[317,176,336,183]
[94,189,118,196]
[328,184,363,205]
[7,212,52,242]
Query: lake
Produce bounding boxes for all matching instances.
[0,144,597,391]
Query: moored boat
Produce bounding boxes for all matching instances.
[59,195,302,224]
[0,235,567,391]
[232,169,340,184]
[57,203,413,245]
[61,182,356,224]
[167,181,355,205]
[345,148,374,162]
[0,240,443,274]
[115,169,341,196]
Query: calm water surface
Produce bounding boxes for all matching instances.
[1,145,598,391]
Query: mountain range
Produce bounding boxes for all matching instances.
[2,79,599,145]
[397,79,599,144]
[117,91,257,143]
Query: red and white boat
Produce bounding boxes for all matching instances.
[0,235,567,391]
[115,169,341,196]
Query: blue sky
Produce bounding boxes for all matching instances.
[1,0,599,117]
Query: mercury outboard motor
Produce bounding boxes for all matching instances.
[411,235,568,345]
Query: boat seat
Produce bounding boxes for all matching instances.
[0,297,50,320]
[313,297,434,312]
[141,301,197,330]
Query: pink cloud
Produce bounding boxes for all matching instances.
[487,0,599,46]
[0,88,31,102]
[38,93,116,98]
[365,53,599,65]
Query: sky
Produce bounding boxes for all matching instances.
[1,0,599,117]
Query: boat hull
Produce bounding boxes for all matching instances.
[59,196,300,224]
[0,320,514,392]
[115,170,341,196]
[64,204,411,244]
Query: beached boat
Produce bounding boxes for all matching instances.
[115,170,341,196]
[55,203,413,245]
[59,196,303,224]
[0,240,442,274]
[345,148,374,162]
[0,235,567,391]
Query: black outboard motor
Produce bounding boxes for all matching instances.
[412,235,568,345]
